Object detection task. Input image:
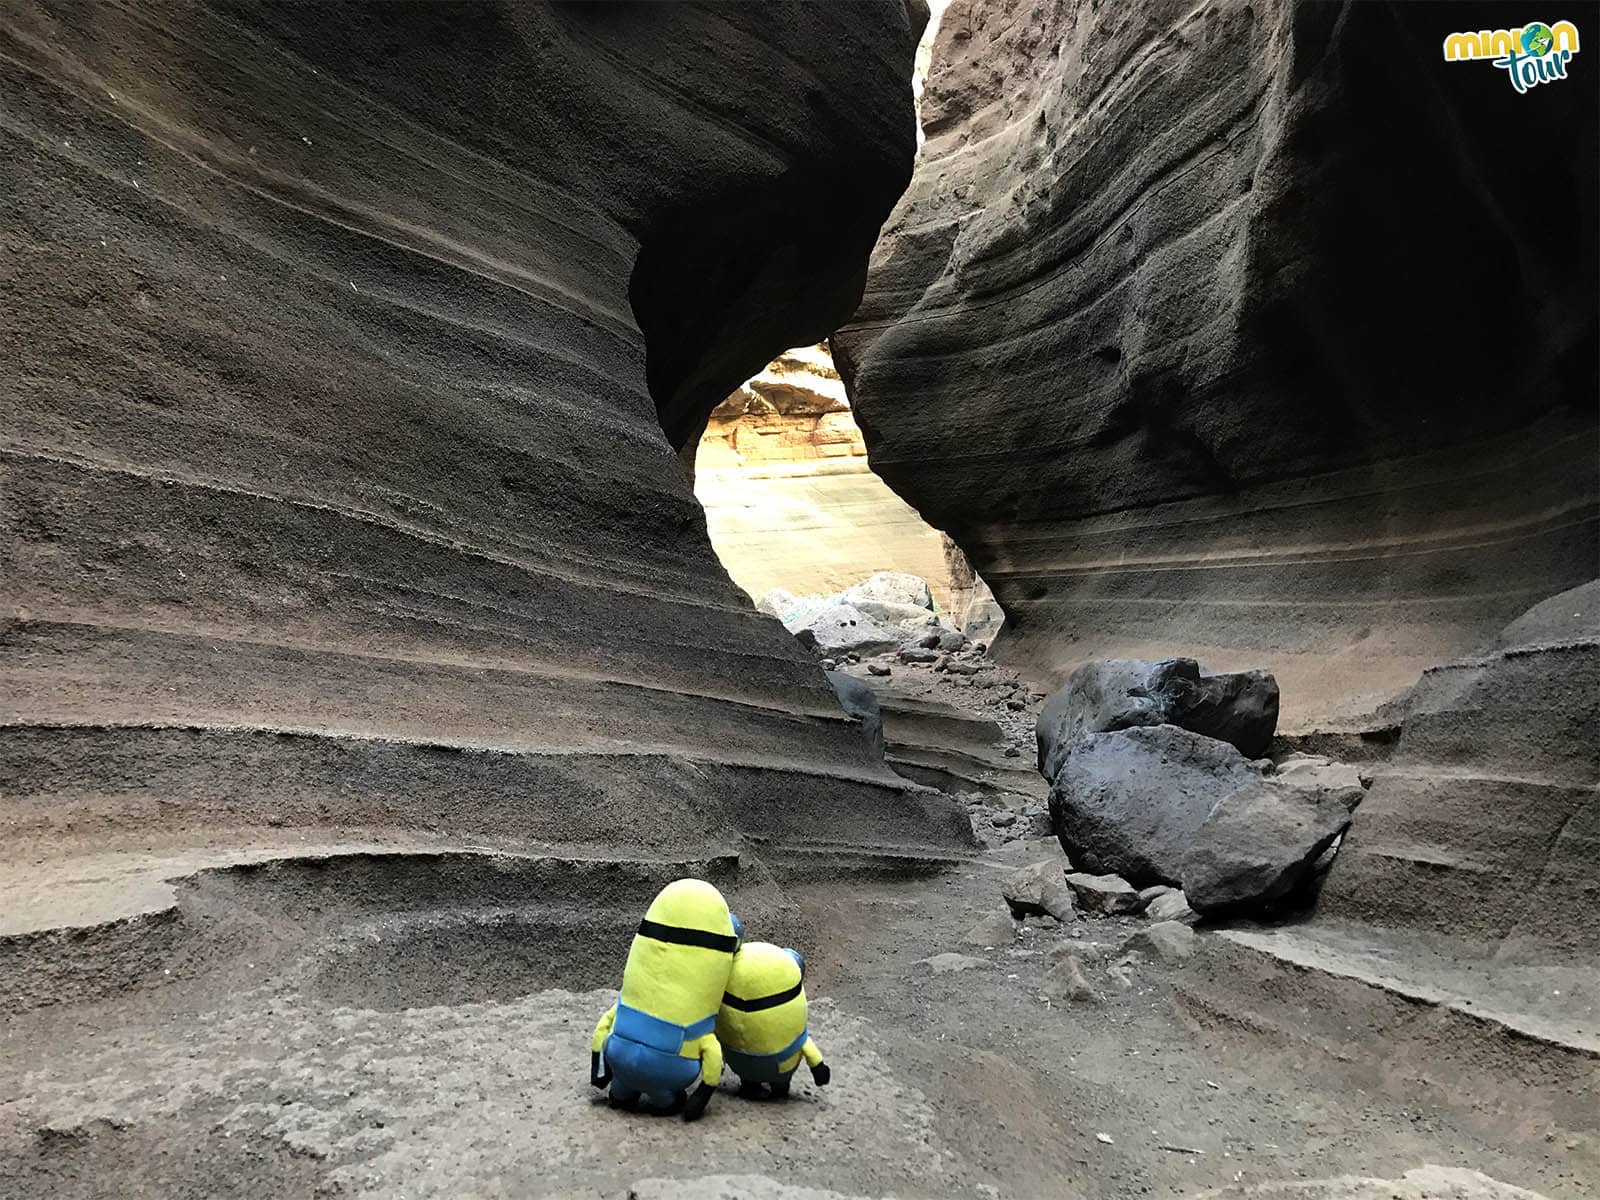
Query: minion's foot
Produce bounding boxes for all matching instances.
[737,1079,767,1099]
[608,1088,641,1111]
[770,1079,791,1099]
[657,1090,688,1115]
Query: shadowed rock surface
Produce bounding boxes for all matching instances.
[835,0,1599,728]
[1320,581,1600,960]
[0,0,978,932]
[1181,774,1360,915]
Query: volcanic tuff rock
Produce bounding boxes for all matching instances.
[0,0,969,916]
[1321,580,1600,959]
[835,0,1599,727]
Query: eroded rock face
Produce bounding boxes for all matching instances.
[1320,581,1600,959]
[0,1,971,877]
[836,0,1599,728]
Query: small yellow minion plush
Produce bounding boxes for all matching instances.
[716,941,830,1098]
[590,880,741,1120]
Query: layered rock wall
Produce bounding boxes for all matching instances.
[0,0,969,894]
[836,0,1598,728]
[1321,582,1600,961]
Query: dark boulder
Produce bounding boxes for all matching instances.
[1048,725,1259,887]
[1037,659,1278,781]
[1182,778,1364,915]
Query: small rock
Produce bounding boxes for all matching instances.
[991,810,1018,828]
[1146,890,1199,924]
[1003,745,1021,757]
[1064,872,1147,915]
[899,647,940,664]
[1003,861,1077,922]
[1272,753,1365,792]
[1041,955,1097,1003]
[945,661,980,676]
[1096,1133,1114,1145]
[819,658,836,671]
[920,952,988,975]
[866,662,892,676]
[1138,884,1175,904]
[917,632,942,649]
[962,911,1019,947]
[1006,697,1028,711]
[1122,921,1197,962]
[974,642,988,653]
[934,654,952,672]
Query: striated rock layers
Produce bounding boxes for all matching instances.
[1320,581,1600,961]
[835,0,1599,729]
[693,344,954,610]
[0,0,970,938]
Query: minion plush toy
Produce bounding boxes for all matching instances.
[716,941,830,1098]
[590,879,741,1120]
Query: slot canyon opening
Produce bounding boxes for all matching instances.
[684,341,1000,641]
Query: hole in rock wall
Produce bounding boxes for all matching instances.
[688,342,1001,639]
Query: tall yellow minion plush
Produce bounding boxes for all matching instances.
[590,879,741,1120]
[716,941,830,1098]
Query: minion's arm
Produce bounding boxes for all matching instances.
[698,1032,724,1088]
[590,1004,617,1088]
[591,1004,616,1052]
[802,1036,830,1086]
[682,1033,723,1122]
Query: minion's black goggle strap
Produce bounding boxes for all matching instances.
[720,980,804,1012]
[637,919,740,954]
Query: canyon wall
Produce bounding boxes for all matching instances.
[835,0,1598,729]
[694,345,955,611]
[0,0,969,920]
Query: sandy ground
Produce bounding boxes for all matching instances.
[2,824,1592,1200]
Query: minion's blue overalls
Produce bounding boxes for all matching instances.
[715,941,829,1098]
[591,880,740,1118]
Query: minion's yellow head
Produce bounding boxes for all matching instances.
[640,878,737,943]
[619,878,738,1027]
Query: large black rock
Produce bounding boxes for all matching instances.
[1048,725,1259,886]
[1037,658,1278,782]
[1182,777,1363,915]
